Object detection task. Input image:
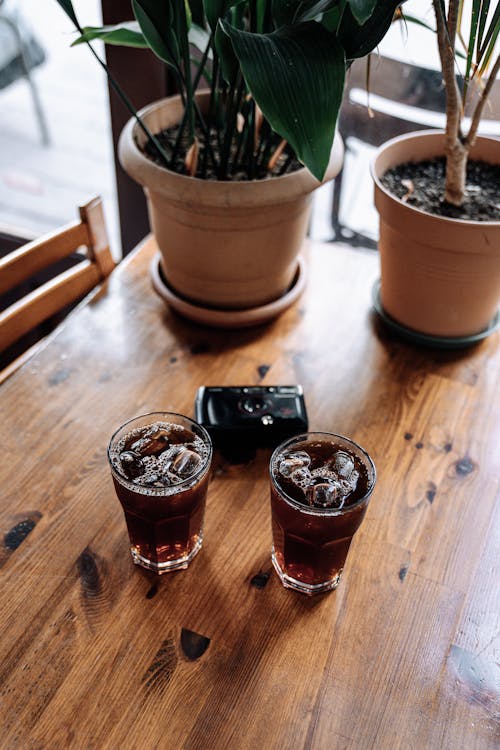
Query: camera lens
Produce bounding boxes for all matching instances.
[241,396,266,413]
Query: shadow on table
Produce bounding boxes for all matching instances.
[369,310,489,364]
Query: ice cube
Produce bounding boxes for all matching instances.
[158,445,184,462]
[332,451,355,479]
[168,426,196,445]
[291,450,311,465]
[278,451,311,477]
[172,448,202,477]
[340,469,359,495]
[141,455,158,472]
[290,466,312,489]
[159,471,178,486]
[157,445,183,475]
[307,480,346,509]
[130,426,170,457]
[119,450,140,464]
[311,466,337,481]
[119,451,143,479]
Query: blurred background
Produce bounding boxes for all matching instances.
[0,0,118,251]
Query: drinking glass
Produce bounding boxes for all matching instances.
[269,432,376,594]
[108,412,212,573]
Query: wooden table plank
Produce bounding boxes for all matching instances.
[309,564,464,749]
[1,237,499,749]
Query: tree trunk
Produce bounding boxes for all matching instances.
[432,0,466,207]
[444,137,469,206]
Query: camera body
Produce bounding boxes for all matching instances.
[194,385,308,449]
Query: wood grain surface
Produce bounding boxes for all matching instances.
[1,237,499,749]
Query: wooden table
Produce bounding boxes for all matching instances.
[1,237,499,749]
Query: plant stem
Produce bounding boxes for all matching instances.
[180,0,195,142]
[203,40,221,177]
[278,150,295,176]
[186,33,221,176]
[193,104,219,175]
[192,33,214,93]
[218,78,244,179]
[433,0,462,142]
[256,119,280,173]
[171,34,215,172]
[245,98,257,179]
[433,0,468,205]
[170,108,189,168]
[84,41,172,168]
[172,35,217,178]
[231,97,251,174]
[466,54,500,147]
[254,119,270,168]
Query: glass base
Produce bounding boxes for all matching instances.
[131,534,203,574]
[271,550,342,595]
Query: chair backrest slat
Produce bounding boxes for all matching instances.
[0,260,102,351]
[81,197,116,278]
[0,222,89,296]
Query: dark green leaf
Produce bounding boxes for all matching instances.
[204,0,238,31]
[347,0,377,25]
[132,0,180,68]
[477,0,491,54]
[339,0,402,60]
[400,12,435,34]
[221,21,346,180]
[478,2,500,62]
[322,1,347,32]
[72,22,148,48]
[479,29,499,75]
[465,0,482,94]
[297,0,341,23]
[54,0,79,27]
[215,21,239,84]
[255,0,267,32]
[271,0,297,27]
[272,0,339,26]
[189,0,206,26]
[185,0,193,29]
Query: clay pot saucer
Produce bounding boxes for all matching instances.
[150,253,306,329]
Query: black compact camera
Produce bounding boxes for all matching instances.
[194,385,308,449]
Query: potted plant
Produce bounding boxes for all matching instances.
[372,0,500,342]
[55,0,403,325]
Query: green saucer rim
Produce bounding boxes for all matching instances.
[371,279,500,349]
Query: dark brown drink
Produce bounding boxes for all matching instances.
[108,413,212,573]
[270,433,376,594]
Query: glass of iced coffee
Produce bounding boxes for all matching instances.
[269,432,376,595]
[108,412,212,573]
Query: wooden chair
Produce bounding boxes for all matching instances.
[0,196,115,384]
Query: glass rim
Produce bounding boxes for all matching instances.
[107,411,213,495]
[270,431,377,516]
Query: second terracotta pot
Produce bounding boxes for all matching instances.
[119,91,344,311]
[372,131,500,338]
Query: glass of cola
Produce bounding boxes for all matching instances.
[269,432,376,595]
[108,412,212,573]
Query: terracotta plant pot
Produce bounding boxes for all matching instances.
[372,130,500,338]
[118,91,344,312]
